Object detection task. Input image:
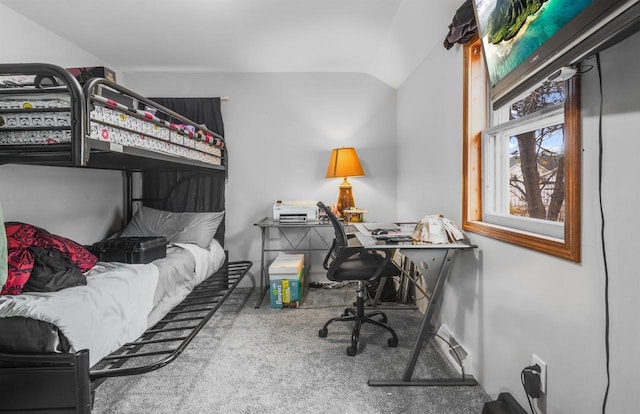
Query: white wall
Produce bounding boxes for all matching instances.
[397,16,640,414]
[396,42,464,222]
[0,4,122,244]
[0,4,121,78]
[585,36,640,412]
[122,72,397,284]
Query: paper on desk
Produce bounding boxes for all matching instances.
[412,215,465,244]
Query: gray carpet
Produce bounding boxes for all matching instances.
[92,286,490,413]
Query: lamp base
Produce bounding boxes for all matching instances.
[336,178,356,217]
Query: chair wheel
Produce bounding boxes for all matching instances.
[347,346,357,356]
[319,328,328,338]
[388,337,398,347]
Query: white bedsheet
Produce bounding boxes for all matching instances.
[0,240,226,367]
[0,262,159,366]
[147,240,226,327]
[175,240,225,284]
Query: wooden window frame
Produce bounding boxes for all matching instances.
[462,37,581,262]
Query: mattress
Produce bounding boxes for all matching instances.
[0,241,226,367]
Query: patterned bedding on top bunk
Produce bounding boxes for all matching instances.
[89,95,223,165]
[0,82,223,166]
[0,92,72,144]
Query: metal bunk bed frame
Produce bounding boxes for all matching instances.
[0,63,252,413]
[0,62,227,172]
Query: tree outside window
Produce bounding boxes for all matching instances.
[508,82,565,222]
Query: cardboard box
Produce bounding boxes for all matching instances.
[66,66,116,84]
[269,254,304,308]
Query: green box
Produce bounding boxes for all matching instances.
[269,254,304,308]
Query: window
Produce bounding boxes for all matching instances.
[462,37,581,262]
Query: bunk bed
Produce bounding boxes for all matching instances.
[0,63,252,413]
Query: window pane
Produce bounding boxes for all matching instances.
[510,81,565,120]
[463,37,581,262]
[509,124,564,222]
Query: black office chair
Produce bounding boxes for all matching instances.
[316,201,400,356]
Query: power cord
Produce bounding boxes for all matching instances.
[432,331,466,382]
[595,52,611,414]
[521,364,540,414]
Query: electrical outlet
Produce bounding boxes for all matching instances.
[532,354,547,394]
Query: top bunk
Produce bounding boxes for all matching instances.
[0,63,226,172]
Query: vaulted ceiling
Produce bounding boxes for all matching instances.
[0,0,457,88]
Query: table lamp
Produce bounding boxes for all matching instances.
[325,147,365,217]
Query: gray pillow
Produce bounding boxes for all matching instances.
[119,207,224,248]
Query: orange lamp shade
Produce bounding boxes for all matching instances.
[325,147,365,179]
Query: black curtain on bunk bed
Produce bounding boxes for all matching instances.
[141,97,226,245]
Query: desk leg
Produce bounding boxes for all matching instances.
[371,276,387,307]
[368,248,476,387]
[254,226,269,308]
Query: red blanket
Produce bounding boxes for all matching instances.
[3,223,97,295]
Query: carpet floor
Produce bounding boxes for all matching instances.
[92,286,490,414]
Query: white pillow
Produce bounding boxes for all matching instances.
[119,206,224,249]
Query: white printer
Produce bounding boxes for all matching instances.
[273,200,319,223]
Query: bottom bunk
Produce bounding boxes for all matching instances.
[0,258,252,414]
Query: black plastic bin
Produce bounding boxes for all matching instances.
[91,236,168,264]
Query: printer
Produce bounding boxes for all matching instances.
[273,200,319,223]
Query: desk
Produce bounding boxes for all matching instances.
[352,225,478,387]
[253,218,334,308]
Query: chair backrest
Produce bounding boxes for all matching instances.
[317,201,396,283]
[317,201,347,270]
